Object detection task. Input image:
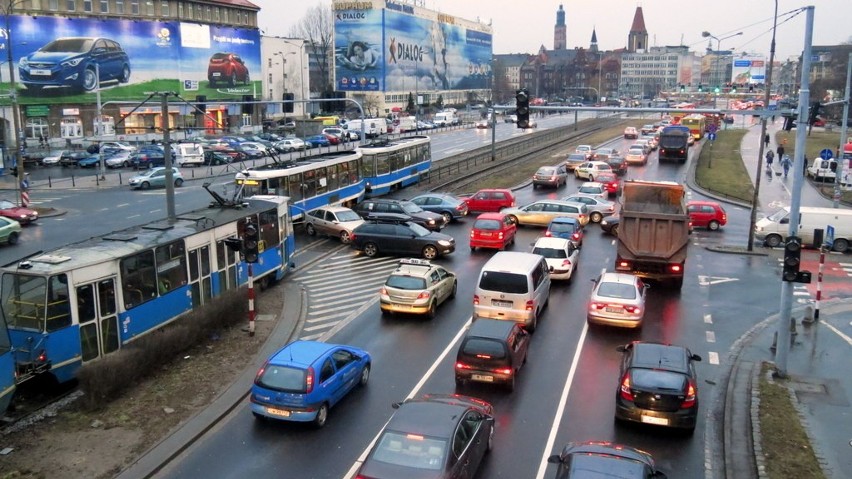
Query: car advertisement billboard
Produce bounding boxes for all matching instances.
[731,56,766,85]
[333,6,493,93]
[0,15,261,104]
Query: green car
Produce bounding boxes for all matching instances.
[0,216,22,245]
[128,167,184,189]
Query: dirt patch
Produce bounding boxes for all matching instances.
[0,286,282,479]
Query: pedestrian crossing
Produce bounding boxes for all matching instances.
[22,195,65,206]
[289,253,401,341]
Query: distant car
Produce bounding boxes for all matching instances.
[624,126,639,139]
[640,124,657,135]
[625,146,648,165]
[574,181,609,200]
[76,155,103,168]
[545,217,584,248]
[59,151,91,167]
[594,172,621,197]
[250,340,371,427]
[604,155,629,176]
[40,151,64,166]
[501,199,590,227]
[379,258,457,318]
[202,150,233,166]
[475,119,491,129]
[128,167,184,189]
[19,37,131,92]
[531,237,579,282]
[207,52,250,87]
[356,394,494,479]
[633,140,652,155]
[575,145,593,160]
[274,138,306,152]
[322,127,353,142]
[0,199,38,225]
[353,198,447,231]
[562,193,615,223]
[687,200,727,230]
[409,193,469,223]
[455,318,530,391]
[505,114,518,123]
[574,161,612,181]
[304,206,364,244]
[614,341,702,432]
[238,141,269,158]
[600,214,620,236]
[548,441,668,479]
[104,150,134,168]
[533,165,569,188]
[593,147,619,161]
[304,134,331,148]
[587,272,647,329]
[100,141,136,153]
[469,212,517,251]
[0,217,22,245]
[564,153,587,171]
[639,134,658,150]
[463,188,516,213]
[351,216,455,260]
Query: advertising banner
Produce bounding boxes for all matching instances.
[334,8,385,92]
[0,15,261,104]
[731,57,766,84]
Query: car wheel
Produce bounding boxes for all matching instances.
[455,375,465,387]
[7,232,19,245]
[574,170,581,178]
[611,224,619,237]
[506,373,515,392]
[313,403,329,428]
[765,234,782,248]
[426,302,437,320]
[359,365,370,387]
[450,281,457,299]
[252,412,267,422]
[527,314,537,333]
[140,181,150,190]
[422,245,438,260]
[123,161,131,167]
[441,211,453,224]
[470,245,476,251]
[363,242,379,257]
[82,67,98,91]
[229,72,237,86]
[305,223,317,236]
[507,215,519,226]
[244,71,251,85]
[832,238,849,253]
[339,230,353,244]
[591,212,603,223]
[708,220,720,231]
[119,64,131,83]
[486,424,495,452]
[174,178,184,187]
[288,147,295,153]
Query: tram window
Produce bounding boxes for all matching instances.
[259,210,279,248]
[98,280,117,317]
[376,152,390,175]
[200,245,211,277]
[46,274,71,331]
[189,249,200,282]
[327,165,339,191]
[339,162,350,187]
[101,315,120,355]
[288,174,303,201]
[155,240,187,296]
[76,284,96,324]
[303,169,317,198]
[316,168,328,195]
[361,155,376,178]
[388,151,400,171]
[349,160,360,184]
[120,250,156,308]
[1,274,46,331]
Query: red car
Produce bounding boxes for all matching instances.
[323,133,342,145]
[687,200,727,230]
[469,213,517,251]
[207,52,250,87]
[0,199,38,225]
[594,172,621,198]
[463,188,516,213]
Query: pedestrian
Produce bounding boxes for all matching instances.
[803,155,809,175]
[776,144,785,159]
[780,154,792,178]
[764,133,770,148]
[765,150,774,168]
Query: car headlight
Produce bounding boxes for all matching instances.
[438,240,452,247]
[19,57,28,67]
[61,58,84,68]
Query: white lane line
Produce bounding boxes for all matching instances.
[708,351,720,365]
[704,314,713,324]
[823,321,852,346]
[343,317,472,479]
[706,331,716,343]
[534,322,589,479]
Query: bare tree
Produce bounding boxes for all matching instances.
[288,4,334,95]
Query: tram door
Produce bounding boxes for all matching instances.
[188,245,212,307]
[77,278,119,362]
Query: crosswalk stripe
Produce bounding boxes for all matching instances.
[299,263,396,285]
[300,332,325,341]
[308,301,372,317]
[307,276,388,294]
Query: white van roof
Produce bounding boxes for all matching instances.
[482,251,544,272]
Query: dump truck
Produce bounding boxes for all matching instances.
[615,180,690,290]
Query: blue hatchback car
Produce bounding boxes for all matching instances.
[545,217,584,248]
[19,37,131,93]
[250,340,372,427]
[305,134,331,148]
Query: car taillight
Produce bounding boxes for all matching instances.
[380,287,388,295]
[589,302,607,310]
[305,366,315,393]
[572,232,580,240]
[545,231,552,237]
[254,360,269,383]
[617,260,631,269]
[494,367,513,375]
[350,232,356,241]
[722,213,727,222]
[579,214,586,222]
[620,372,634,401]
[624,305,640,314]
[525,300,534,311]
[681,379,697,408]
[607,205,615,212]
[550,175,557,181]
[470,230,475,238]
[455,362,472,370]
[456,204,465,211]
[473,295,480,305]
[562,259,572,267]
[497,231,504,239]
[669,263,682,273]
[417,291,432,300]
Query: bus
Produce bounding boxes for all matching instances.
[314,115,341,126]
[235,150,365,221]
[680,114,706,141]
[0,195,295,386]
[360,135,432,197]
[658,125,691,163]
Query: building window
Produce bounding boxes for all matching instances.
[83,0,92,12]
[131,0,139,15]
[213,7,219,22]
[177,2,183,18]
[66,0,77,11]
[146,0,154,15]
[116,0,124,13]
[223,9,228,22]
[205,5,211,21]
[161,1,168,16]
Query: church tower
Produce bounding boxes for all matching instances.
[627,6,648,52]
[554,4,567,50]
[590,28,599,53]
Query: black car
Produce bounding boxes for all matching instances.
[353,198,447,231]
[203,150,233,165]
[356,394,494,479]
[59,151,91,167]
[130,151,166,169]
[603,154,628,176]
[547,441,668,478]
[351,216,455,260]
[615,341,702,432]
[455,319,530,391]
[600,214,619,236]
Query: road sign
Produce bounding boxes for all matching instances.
[825,225,834,247]
[708,132,716,142]
[820,148,834,160]
[709,123,718,133]
[183,80,199,91]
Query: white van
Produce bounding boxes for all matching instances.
[396,116,417,133]
[754,206,852,252]
[173,143,204,167]
[350,118,388,138]
[473,251,551,332]
[433,111,459,127]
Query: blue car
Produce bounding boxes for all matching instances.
[77,155,103,168]
[409,193,470,223]
[19,37,131,93]
[545,216,584,248]
[250,340,371,427]
[304,134,331,148]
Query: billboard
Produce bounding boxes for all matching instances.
[731,57,766,84]
[0,15,261,104]
[333,6,493,93]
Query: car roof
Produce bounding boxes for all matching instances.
[476,188,513,193]
[475,212,508,221]
[365,212,411,222]
[467,318,517,339]
[549,216,579,225]
[318,205,356,214]
[391,258,438,277]
[387,401,471,439]
[628,342,691,373]
[687,200,720,206]
[533,237,571,249]
[586,161,610,166]
[269,340,336,368]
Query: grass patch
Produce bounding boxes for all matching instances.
[694,129,754,203]
[774,129,852,203]
[758,362,826,479]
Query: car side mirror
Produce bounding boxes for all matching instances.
[653,471,668,479]
[615,344,628,353]
[691,354,703,362]
[547,454,564,464]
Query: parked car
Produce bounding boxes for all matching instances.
[455,318,530,391]
[687,200,727,230]
[469,212,517,251]
[531,237,579,282]
[202,150,234,166]
[304,134,331,148]
[0,217,22,245]
[409,193,469,223]
[304,206,364,244]
[594,172,621,197]
[40,151,65,166]
[574,161,612,181]
[587,272,648,329]
[350,215,455,260]
[104,150,134,168]
[76,155,103,168]
[0,199,38,225]
[274,138,306,152]
[379,258,457,318]
[128,167,184,189]
[19,37,131,92]
[59,151,92,167]
[250,340,371,427]
[564,153,587,171]
[100,141,135,152]
[548,441,668,478]
[130,151,166,169]
[600,214,620,236]
[354,199,447,231]
[463,188,516,213]
[356,394,494,479]
[533,165,569,188]
[238,141,269,158]
[502,199,590,227]
[207,52,250,87]
[614,341,702,432]
[624,126,639,139]
[562,194,616,223]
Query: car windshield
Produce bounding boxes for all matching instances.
[474,219,501,230]
[0,200,16,209]
[533,246,568,259]
[597,282,637,300]
[400,202,423,214]
[370,431,447,471]
[385,275,427,290]
[537,167,556,175]
[42,38,93,53]
[407,222,431,236]
[462,338,507,359]
[479,271,528,294]
[629,147,644,154]
[336,210,361,222]
[579,187,601,195]
[631,368,687,391]
[257,365,307,393]
[568,154,586,161]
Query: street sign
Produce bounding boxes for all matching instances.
[819,148,834,160]
[825,225,834,247]
[709,123,718,133]
[183,80,199,91]
[708,132,716,142]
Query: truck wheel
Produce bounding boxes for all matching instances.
[832,238,849,253]
[765,234,783,248]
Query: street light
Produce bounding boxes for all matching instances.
[598,52,604,104]
[2,1,26,206]
[273,51,295,114]
[701,31,742,92]
[280,39,306,117]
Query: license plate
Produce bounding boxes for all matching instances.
[641,415,668,425]
[211,72,221,77]
[31,69,51,76]
[492,300,512,308]
[605,307,624,313]
[266,407,291,417]
[471,374,493,382]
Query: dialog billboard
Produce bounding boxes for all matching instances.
[334,8,386,92]
[731,57,766,85]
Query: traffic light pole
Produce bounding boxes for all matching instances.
[834,52,851,208]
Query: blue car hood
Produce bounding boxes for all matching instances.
[27,51,85,63]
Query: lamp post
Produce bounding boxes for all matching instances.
[281,39,306,117]
[598,52,604,104]
[490,58,497,161]
[3,1,25,206]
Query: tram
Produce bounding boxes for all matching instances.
[0,195,294,386]
[0,317,14,413]
[360,135,432,197]
[235,150,364,220]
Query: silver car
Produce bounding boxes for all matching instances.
[304,206,364,243]
[587,272,648,328]
[561,194,616,223]
[501,200,590,227]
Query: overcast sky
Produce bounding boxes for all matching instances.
[254,0,850,60]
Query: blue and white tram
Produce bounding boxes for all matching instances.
[0,196,294,386]
[0,317,14,413]
[360,135,431,197]
[235,149,364,221]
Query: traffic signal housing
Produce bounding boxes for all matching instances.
[783,115,796,131]
[808,101,821,125]
[698,84,703,92]
[243,221,260,263]
[782,236,802,282]
[515,88,530,129]
[196,95,207,112]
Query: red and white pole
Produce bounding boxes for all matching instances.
[247,262,256,336]
[814,246,826,321]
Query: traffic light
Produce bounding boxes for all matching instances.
[731,85,737,93]
[783,115,796,131]
[515,88,530,129]
[782,236,802,282]
[808,101,821,125]
[283,93,294,113]
[679,84,685,93]
[714,86,720,94]
[698,84,703,92]
[243,221,260,263]
[748,84,754,93]
[242,94,254,114]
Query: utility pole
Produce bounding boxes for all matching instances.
[775,5,815,378]
[4,2,25,206]
[159,93,176,221]
[833,52,851,208]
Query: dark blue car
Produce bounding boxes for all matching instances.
[305,135,331,148]
[19,37,131,93]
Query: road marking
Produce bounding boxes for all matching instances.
[706,331,716,343]
[823,321,852,346]
[698,275,739,286]
[708,351,720,365]
[704,314,713,324]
